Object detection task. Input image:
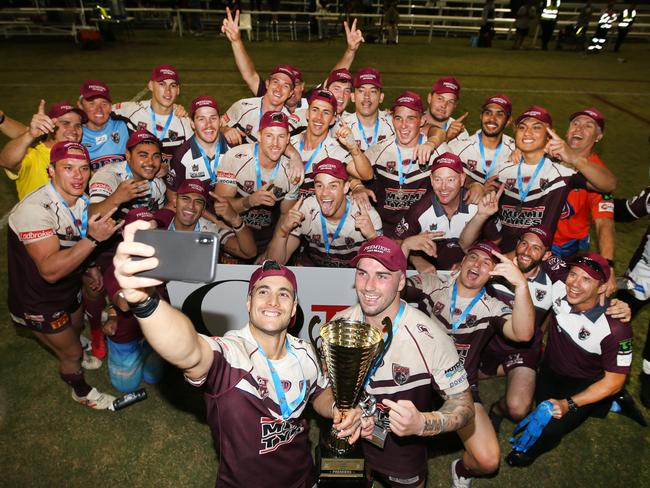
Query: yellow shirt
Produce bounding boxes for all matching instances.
[4,142,51,201]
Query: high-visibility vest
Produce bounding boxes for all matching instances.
[597,11,617,29]
[619,9,636,28]
[541,0,561,21]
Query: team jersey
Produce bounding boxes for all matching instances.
[616,186,650,300]
[447,130,516,183]
[365,138,440,237]
[289,109,353,137]
[223,97,292,145]
[5,141,51,201]
[81,115,131,172]
[290,196,383,267]
[333,303,468,479]
[254,78,308,111]
[552,153,614,253]
[166,134,229,193]
[112,100,193,165]
[289,133,350,197]
[7,184,87,319]
[495,157,588,252]
[216,144,300,255]
[340,111,395,151]
[393,188,501,270]
[422,114,470,141]
[404,272,511,385]
[89,160,166,213]
[546,289,632,380]
[188,326,328,488]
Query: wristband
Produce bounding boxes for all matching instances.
[567,397,579,413]
[232,221,246,232]
[128,292,161,319]
[86,235,99,246]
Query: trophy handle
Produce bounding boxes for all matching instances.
[308,315,322,356]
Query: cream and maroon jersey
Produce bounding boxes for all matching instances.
[365,138,442,237]
[112,99,193,165]
[333,303,468,479]
[340,111,395,151]
[404,272,512,385]
[223,96,293,145]
[217,143,300,255]
[89,160,166,213]
[495,158,587,252]
[447,130,516,183]
[290,196,383,267]
[289,133,350,197]
[188,326,328,488]
[616,186,650,300]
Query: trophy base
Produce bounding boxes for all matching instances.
[315,443,366,487]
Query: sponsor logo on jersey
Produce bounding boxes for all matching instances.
[384,187,426,211]
[95,134,108,144]
[50,313,69,330]
[416,323,434,339]
[259,417,304,454]
[559,201,574,220]
[19,229,55,241]
[598,201,614,213]
[444,360,464,379]
[25,313,45,322]
[618,338,632,353]
[454,343,470,365]
[392,363,410,385]
[501,205,545,228]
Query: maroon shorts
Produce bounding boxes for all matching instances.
[371,466,428,488]
[479,341,541,377]
[11,296,82,334]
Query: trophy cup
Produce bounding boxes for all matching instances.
[310,316,393,485]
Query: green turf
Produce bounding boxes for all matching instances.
[1,30,649,487]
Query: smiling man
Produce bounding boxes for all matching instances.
[423,77,469,141]
[112,242,362,487]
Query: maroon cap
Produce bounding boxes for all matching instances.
[80,80,111,102]
[47,101,88,124]
[392,91,424,114]
[259,111,290,131]
[515,105,553,127]
[177,179,209,201]
[288,65,303,82]
[569,107,605,132]
[126,129,161,151]
[151,64,179,83]
[569,252,611,282]
[313,158,348,181]
[308,89,337,112]
[431,152,464,174]
[269,65,297,85]
[351,236,407,274]
[482,94,512,116]
[467,240,501,264]
[353,67,382,89]
[124,208,156,226]
[50,141,90,165]
[522,225,552,249]
[190,95,219,118]
[431,77,461,97]
[248,261,298,296]
[326,68,353,87]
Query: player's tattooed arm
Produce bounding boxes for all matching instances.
[421,390,474,436]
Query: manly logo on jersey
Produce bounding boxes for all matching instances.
[168,130,178,142]
[467,159,477,170]
[392,363,410,385]
[281,379,291,392]
[138,121,148,131]
[505,178,516,190]
[539,178,549,190]
[111,131,121,143]
[433,301,445,316]
[535,289,547,302]
[259,417,304,454]
[243,180,255,193]
[257,376,269,398]
[245,124,253,135]
[465,314,477,328]
[395,218,409,237]
[386,160,396,173]
[416,323,434,339]
[344,237,355,248]
[578,327,590,340]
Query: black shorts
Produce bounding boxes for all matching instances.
[11,296,82,334]
[370,466,427,488]
[480,341,541,377]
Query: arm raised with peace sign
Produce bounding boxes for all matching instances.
[458,184,504,251]
[337,119,374,181]
[352,204,378,240]
[446,112,468,141]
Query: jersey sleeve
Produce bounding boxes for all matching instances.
[589,191,614,220]
[89,170,120,203]
[223,101,243,128]
[216,150,239,187]
[166,149,184,191]
[404,273,442,303]
[428,333,470,396]
[567,171,588,190]
[9,201,57,244]
[601,320,633,374]
[620,186,650,220]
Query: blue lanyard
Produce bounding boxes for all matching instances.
[516,155,546,205]
[449,280,485,331]
[395,134,423,187]
[357,115,379,146]
[256,338,308,420]
[443,120,449,131]
[123,163,153,196]
[169,218,200,231]
[195,138,221,184]
[478,131,503,179]
[363,301,406,387]
[320,199,350,253]
[49,183,89,238]
[254,144,280,190]
[298,137,325,173]
[150,107,174,141]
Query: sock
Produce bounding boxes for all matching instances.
[643,359,650,376]
[455,459,476,479]
[83,293,105,331]
[60,370,92,397]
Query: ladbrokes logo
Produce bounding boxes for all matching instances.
[20,229,54,241]
[259,417,303,454]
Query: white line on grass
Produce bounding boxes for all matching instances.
[0,87,149,230]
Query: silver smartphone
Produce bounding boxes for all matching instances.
[133,229,219,283]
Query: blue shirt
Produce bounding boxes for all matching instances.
[82,116,130,172]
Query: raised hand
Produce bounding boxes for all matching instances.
[352,204,377,239]
[172,104,188,118]
[284,142,305,186]
[344,18,365,52]
[349,185,376,210]
[221,7,241,43]
[87,207,124,242]
[477,183,504,217]
[382,399,425,437]
[489,249,527,288]
[544,127,577,166]
[414,138,437,166]
[333,406,363,444]
[401,231,445,257]
[335,119,358,151]
[464,181,486,204]
[446,112,468,141]
[248,181,277,208]
[29,99,56,138]
[211,192,240,226]
[223,126,245,146]
[279,197,304,236]
[112,178,151,205]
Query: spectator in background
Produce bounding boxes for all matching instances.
[383,1,400,44]
[478,0,496,47]
[513,0,536,50]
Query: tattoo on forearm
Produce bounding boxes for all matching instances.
[421,390,474,436]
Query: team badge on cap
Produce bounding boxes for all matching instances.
[47,101,88,124]
[392,91,424,114]
[50,141,90,164]
[515,105,553,127]
[351,236,407,274]
[569,107,605,131]
[259,111,290,131]
[126,129,161,150]
[569,252,611,282]
[151,64,179,83]
[313,158,348,181]
[326,68,353,87]
[522,225,552,249]
[431,152,464,174]
[308,89,337,112]
[190,96,220,118]
[269,65,297,85]
[177,179,209,200]
[80,80,111,102]
[353,68,382,89]
[467,240,501,263]
[482,94,512,116]
[431,77,461,97]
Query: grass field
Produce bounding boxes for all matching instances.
[0,29,649,487]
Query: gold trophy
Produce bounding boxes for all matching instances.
[310,316,393,484]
